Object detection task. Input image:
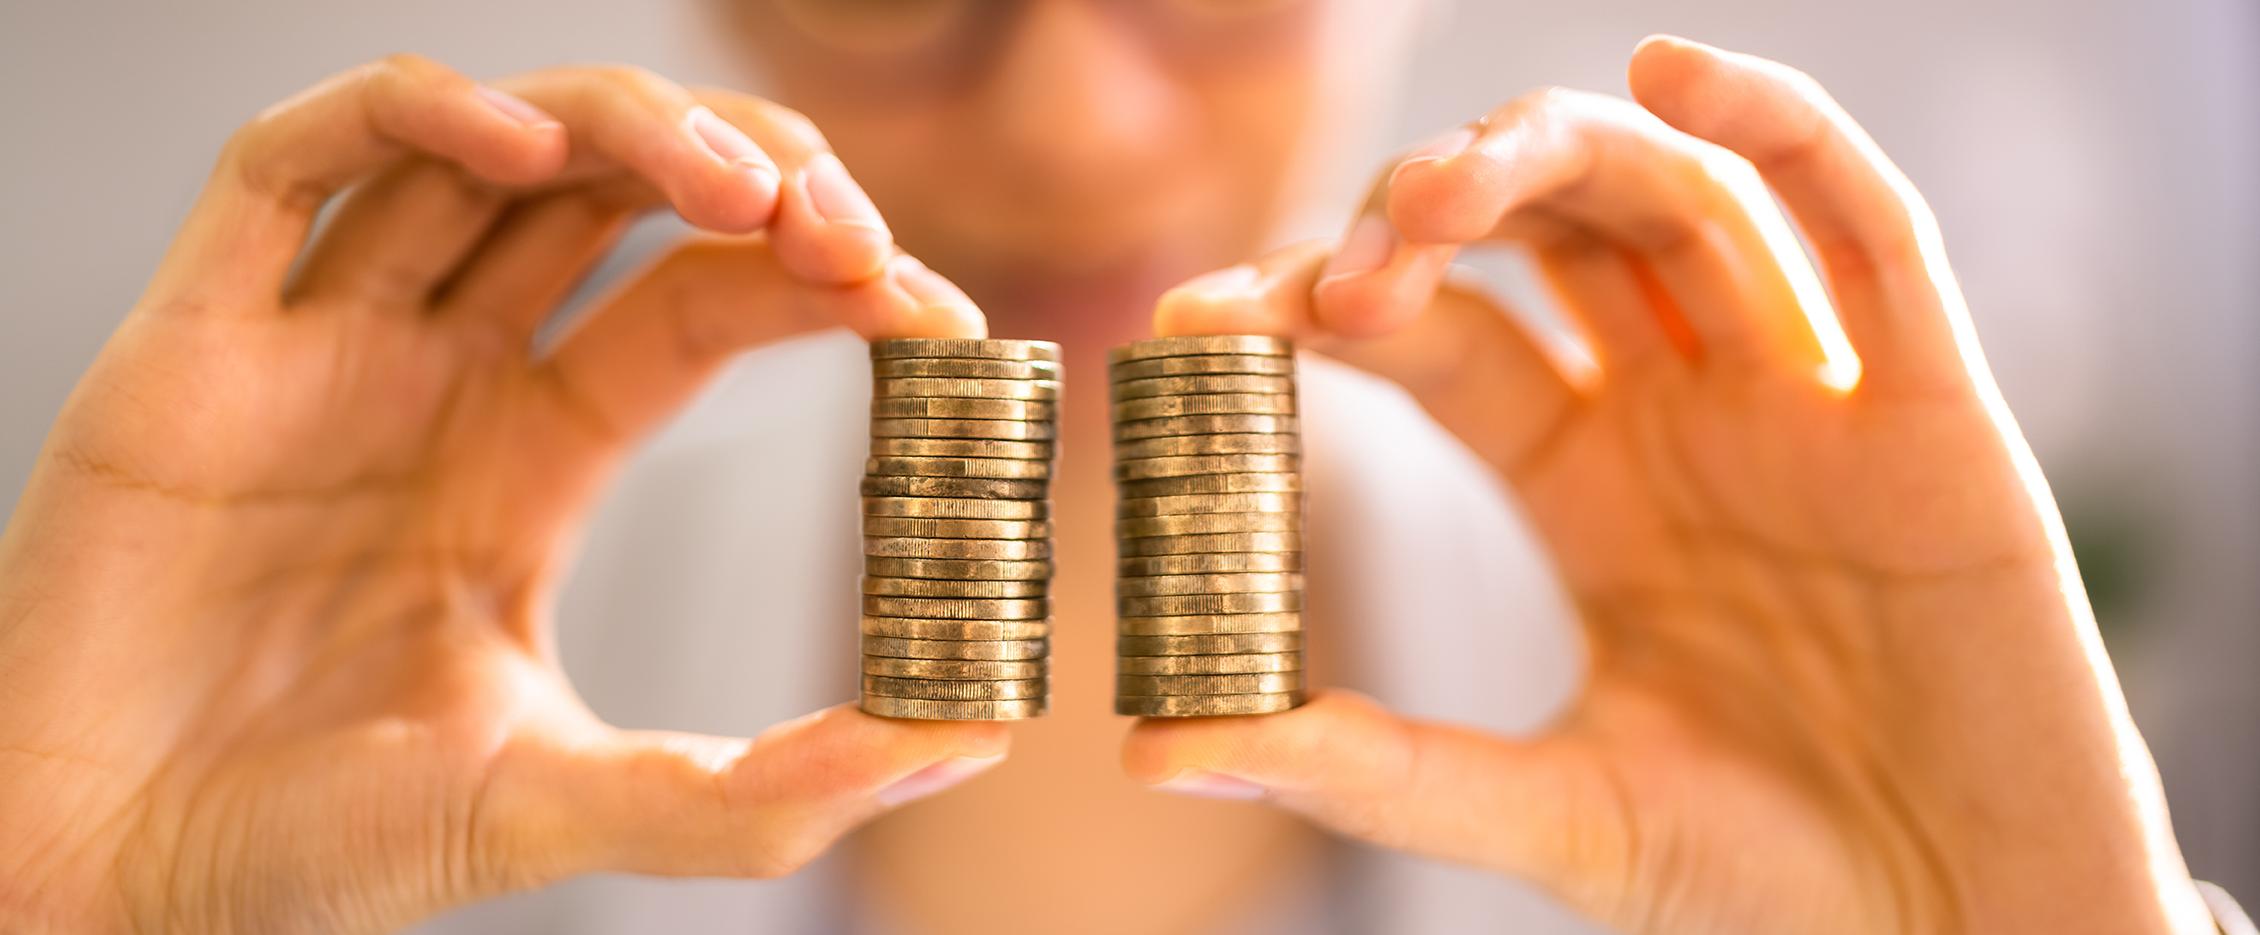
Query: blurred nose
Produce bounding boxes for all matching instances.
[981,0,1181,198]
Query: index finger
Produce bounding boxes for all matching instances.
[150,54,569,311]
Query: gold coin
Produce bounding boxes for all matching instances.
[1114,453,1299,482]
[863,635,1049,660]
[869,437,1054,460]
[863,656,1049,680]
[863,595,1050,620]
[875,377,1061,401]
[1112,433,1300,460]
[1117,552,1302,576]
[871,338,1061,362]
[1116,671,1303,695]
[870,417,1058,441]
[1112,692,1303,718]
[1114,611,1303,636]
[862,576,1049,598]
[1113,393,1294,422]
[1117,652,1301,675]
[864,556,1053,580]
[861,615,1052,640]
[1117,531,1301,556]
[862,516,1054,539]
[1118,472,1301,499]
[1113,572,1301,597]
[1117,631,1301,655]
[873,357,1063,380]
[865,497,1049,520]
[865,537,1052,560]
[1114,413,1300,441]
[1116,492,1297,519]
[1110,374,1296,400]
[1109,354,1297,382]
[1108,335,1293,363]
[1119,591,1302,617]
[860,476,1049,499]
[861,695,1048,721]
[872,398,1059,422]
[864,676,1049,701]
[862,616,1052,640]
[1116,512,1302,538]
[868,456,1053,480]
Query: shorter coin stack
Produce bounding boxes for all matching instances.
[860,338,1060,721]
[1109,335,1306,718]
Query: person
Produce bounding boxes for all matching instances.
[0,0,2248,932]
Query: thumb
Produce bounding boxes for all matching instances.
[495,704,1009,884]
[1121,692,1618,898]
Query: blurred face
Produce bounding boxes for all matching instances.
[722,0,1412,318]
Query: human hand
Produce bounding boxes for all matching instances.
[1125,37,2215,935]
[0,56,1003,934]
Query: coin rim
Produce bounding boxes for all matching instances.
[1107,335,1293,363]
[870,338,1061,361]
[1111,692,1304,717]
[1109,354,1297,382]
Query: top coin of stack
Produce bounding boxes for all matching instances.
[861,337,1061,721]
[1108,335,1307,718]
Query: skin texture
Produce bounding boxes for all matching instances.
[1126,36,2217,935]
[0,23,2219,935]
[0,56,1006,934]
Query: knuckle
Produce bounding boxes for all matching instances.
[1771,62,1834,109]
[372,51,441,81]
[1523,85,1594,118]
[761,101,828,152]
[592,62,677,100]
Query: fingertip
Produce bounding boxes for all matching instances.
[772,163,894,284]
[880,255,989,339]
[1627,35,1740,121]
[1313,244,1454,339]
[1152,264,1275,338]
[682,165,782,235]
[675,105,785,234]
[453,84,570,187]
[771,705,1011,793]
[1383,158,1491,245]
[1123,692,1392,790]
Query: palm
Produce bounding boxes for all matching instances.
[23,293,625,931]
[1485,340,2065,934]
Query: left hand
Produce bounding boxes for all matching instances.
[1122,36,2214,935]
[0,58,999,935]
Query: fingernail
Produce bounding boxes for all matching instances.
[877,753,1005,806]
[1173,264,1261,299]
[1406,125,1477,164]
[1151,769,1270,801]
[686,105,773,172]
[1319,214,1397,281]
[476,85,558,130]
[890,254,979,312]
[802,152,890,235]
[1389,125,1477,191]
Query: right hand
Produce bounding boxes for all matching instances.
[0,56,1002,935]
[1125,37,2215,935]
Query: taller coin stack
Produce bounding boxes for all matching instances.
[1109,335,1307,718]
[861,338,1060,721]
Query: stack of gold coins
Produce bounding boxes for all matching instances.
[1108,335,1306,718]
[860,338,1060,721]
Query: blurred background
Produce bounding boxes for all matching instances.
[2,0,2254,932]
